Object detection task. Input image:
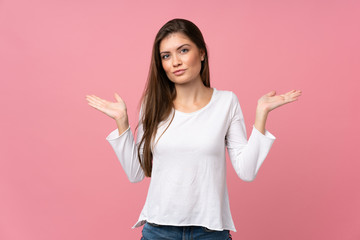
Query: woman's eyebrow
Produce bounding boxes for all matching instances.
[160,44,191,54]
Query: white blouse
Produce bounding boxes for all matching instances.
[106,87,276,232]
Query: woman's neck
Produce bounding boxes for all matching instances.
[173,80,213,112]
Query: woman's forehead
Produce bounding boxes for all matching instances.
[159,32,194,52]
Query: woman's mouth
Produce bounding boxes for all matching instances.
[173,69,186,76]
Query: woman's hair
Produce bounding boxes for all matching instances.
[135,18,210,177]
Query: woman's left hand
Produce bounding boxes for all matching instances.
[257,89,302,114]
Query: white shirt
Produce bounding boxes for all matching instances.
[106,87,276,232]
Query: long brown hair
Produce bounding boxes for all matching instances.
[135,18,210,177]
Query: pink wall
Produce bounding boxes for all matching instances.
[1,0,359,239]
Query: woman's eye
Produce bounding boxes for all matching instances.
[162,54,169,59]
[181,49,189,53]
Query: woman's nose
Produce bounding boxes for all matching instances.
[172,54,182,66]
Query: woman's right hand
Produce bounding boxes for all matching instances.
[85,93,128,121]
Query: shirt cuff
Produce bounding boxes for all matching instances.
[252,125,276,140]
[106,126,131,141]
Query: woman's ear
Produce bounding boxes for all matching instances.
[200,49,205,61]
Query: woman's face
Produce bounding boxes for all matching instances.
[159,32,205,85]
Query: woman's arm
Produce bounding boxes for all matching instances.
[106,118,145,183]
[226,90,301,182]
[226,92,275,182]
[86,93,145,183]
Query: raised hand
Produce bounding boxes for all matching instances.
[85,93,128,121]
[253,89,302,134]
[257,89,302,114]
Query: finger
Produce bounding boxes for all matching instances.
[289,90,301,95]
[266,90,276,97]
[86,95,102,103]
[114,92,122,102]
[91,95,107,104]
[290,91,302,98]
[283,90,296,96]
[288,98,299,103]
[87,101,100,110]
[284,90,301,98]
[88,95,106,105]
[293,92,302,98]
[88,101,106,112]
[86,96,104,106]
[286,95,301,103]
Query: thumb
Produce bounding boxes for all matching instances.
[114,92,122,102]
[266,90,276,97]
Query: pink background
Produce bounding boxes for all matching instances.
[1,0,359,239]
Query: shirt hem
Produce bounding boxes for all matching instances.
[131,218,237,232]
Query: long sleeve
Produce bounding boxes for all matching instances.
[105,106,145,183]
[225,92,276,182]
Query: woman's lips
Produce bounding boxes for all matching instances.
[173,69,186,76]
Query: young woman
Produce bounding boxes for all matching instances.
[86,18,301,240]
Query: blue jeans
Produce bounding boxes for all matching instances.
[141,222,233,240]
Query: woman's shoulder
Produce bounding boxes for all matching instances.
[212,88,241,114]
[213,88,237,102]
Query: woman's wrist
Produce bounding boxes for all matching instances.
[115,115,129,135]
[254,106,268,135]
